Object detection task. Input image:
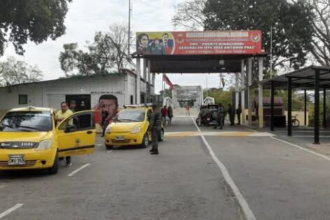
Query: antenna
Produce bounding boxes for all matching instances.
[128,0,132,57]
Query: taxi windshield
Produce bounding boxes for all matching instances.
[114,110,145,122]
[0,111,53,132]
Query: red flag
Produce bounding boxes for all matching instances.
[163,73,174,90]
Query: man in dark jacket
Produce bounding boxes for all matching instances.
[101,105,109,137]
[149,104,162,155]
[214,103,225,129]
[236,106,242,125]
[227,103,235,126]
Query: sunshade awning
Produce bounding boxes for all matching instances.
[133,54,268,74]
[261,66,330,90]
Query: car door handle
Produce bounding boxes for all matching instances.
[87,131,93,134]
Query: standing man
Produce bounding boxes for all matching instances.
[214,103,225,129]
[149,104,162,155]
[227,103,235,126]
[167,106,173,125]
[161,106,167,126]
[101,105,109,137]
[69,100,76,112]
[236,105,242,125]
[55,102,73,166]
[185,104,190,115]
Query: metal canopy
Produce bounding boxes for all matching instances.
[261,66,330,89]
[133,54,267,73]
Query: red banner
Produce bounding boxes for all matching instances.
[136,31,262,55]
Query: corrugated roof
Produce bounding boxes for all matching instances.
[0,69,135,88]
[261,65,330,90]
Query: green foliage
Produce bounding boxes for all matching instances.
[159,88,172,98]
[204,88,232,106]
[172,0,205,30]
[0,57,43,86]
[202,0,314,70]
[308,0,330,66]
[0,0,71,56]
[59,24,130,76]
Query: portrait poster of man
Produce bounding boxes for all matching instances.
[136,32,174,55]
[93,95,119,133]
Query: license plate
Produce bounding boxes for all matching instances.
[115,136,125,141]
[8,155,25,165]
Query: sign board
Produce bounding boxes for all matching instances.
[136,31,262,55]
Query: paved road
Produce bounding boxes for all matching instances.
[2,108,330,219]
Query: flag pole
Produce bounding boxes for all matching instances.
[162,74,165,107]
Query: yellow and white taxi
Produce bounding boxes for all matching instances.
[0,107,96,174]
[104,104,164,149]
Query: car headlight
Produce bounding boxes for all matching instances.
[130,126,141,134]
[36,139,52,151]
[106,126,111,134]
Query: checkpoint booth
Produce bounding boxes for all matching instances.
[133,30,268,128]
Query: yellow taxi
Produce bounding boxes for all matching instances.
[104,104,164,149]
[0,107,96,174]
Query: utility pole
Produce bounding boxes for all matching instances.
[128,0,132,56]
[270,24,273,78]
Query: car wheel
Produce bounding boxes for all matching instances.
[196,118,202,127]
[48,153,59,175]
[141,134,149,148]
[158,129,164,142]
[105,145,113,150]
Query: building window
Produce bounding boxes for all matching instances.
[130,95,134,104]
[19,95,28,105]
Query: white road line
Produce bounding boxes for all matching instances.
[271,137,330,162]
[241,125,258,132]
[191,116,201,132]
[0,204,23,219]
[67,163,90,177]
[190,116,256,220]
[107,150,113,153]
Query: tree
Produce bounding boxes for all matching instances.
[306,0,330,66]
[107,24,130,72]
[203,0,314,70]
[0,0,72,56]
[204,88,232,106]
[172,0,206,30]
[59,24,131,76]
[0,57,43,86]
[159,88,172,98]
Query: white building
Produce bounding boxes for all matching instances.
[0,69,155,117]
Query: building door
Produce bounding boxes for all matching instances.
[66,94,91,112]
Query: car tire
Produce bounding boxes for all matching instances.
[105,145,113,150]
[196,118,202,127]
[158,129,164,142]
[48,153,59,175]
[141,134,149,148]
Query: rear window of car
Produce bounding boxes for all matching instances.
[114,110,145,122]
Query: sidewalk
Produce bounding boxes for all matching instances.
[241,123,330,157]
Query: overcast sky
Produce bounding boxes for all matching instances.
[2,0,221,93]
